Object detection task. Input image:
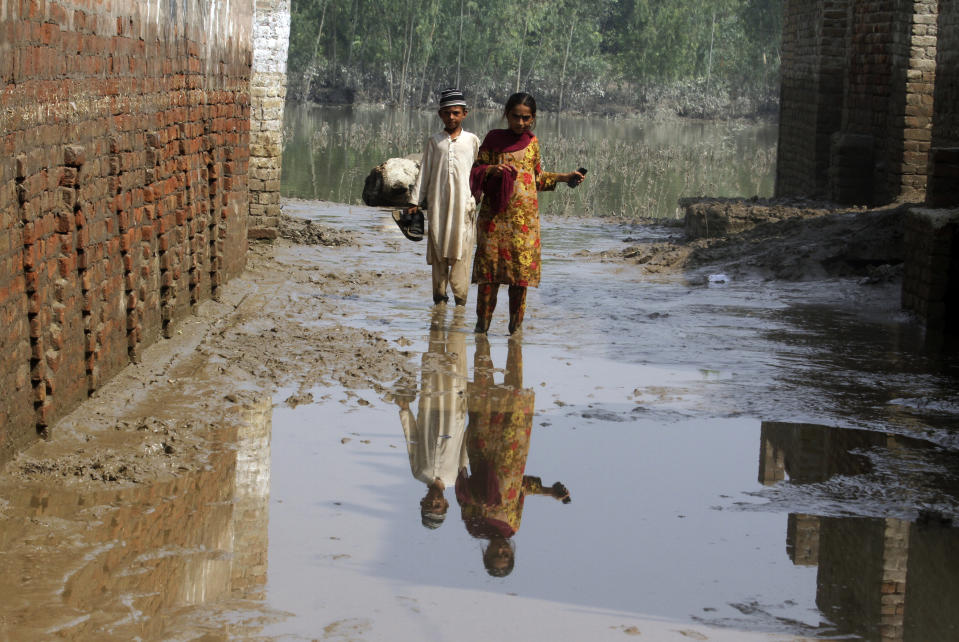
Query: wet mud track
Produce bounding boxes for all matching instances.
[1,200,957,641]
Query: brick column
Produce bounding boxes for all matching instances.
[249,0,291,240]
[230,397,272,596]
[899,1,938,201]
[776,0,850,199]
[831,0,939,205]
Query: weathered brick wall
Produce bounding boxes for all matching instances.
[248,0,290,239]
[776,0,849,199]
[837,0,937,204]
[0,0,253,461]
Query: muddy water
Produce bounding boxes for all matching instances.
[2,201,958,640]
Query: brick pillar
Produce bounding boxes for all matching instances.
[776,0,850,199]
[249,0,291,241]
[831,0,939,205]
[899,1,938,202]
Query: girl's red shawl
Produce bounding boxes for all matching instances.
[469,129,534,214]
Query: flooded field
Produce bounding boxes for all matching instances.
[281,104,778,218]
[1,199,956,640]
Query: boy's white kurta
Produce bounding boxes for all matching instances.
[409,130,480,263]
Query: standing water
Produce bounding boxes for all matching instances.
[0,106,957,641]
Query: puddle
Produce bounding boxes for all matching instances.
[1,201,957,640]
[0,400,282,639]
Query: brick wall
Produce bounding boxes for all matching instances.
[836,0,937,204]
[777,0,941,205]
[248,0,290,239]
[0,0,254,461]
[776,0,849,199]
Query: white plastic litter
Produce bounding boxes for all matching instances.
[708,274,729,285]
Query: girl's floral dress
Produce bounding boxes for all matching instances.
[472,136,558,288]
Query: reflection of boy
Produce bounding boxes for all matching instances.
[408,88,480,306]
[395,320,469,528]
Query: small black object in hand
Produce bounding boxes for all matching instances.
[567,167,588,188]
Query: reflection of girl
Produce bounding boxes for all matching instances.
[456,336,570,576]
[469,92,584,335]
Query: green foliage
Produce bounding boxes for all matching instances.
[288,0,783,113]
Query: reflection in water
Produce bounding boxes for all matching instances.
[0,398,274,638]
[395,310,470,529]
[456,336,571,576]
[759,422,959,641]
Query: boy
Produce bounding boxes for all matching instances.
[407,88,480,306]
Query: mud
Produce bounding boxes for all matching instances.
[596,200,905,283]
[0,198,955,640]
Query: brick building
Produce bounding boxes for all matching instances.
[0,1,289,461]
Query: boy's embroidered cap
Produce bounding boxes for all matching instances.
[439,88,467,108]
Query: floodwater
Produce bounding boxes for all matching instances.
[281,104,778,218]
[2,197,957,640]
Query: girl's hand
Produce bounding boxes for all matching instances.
[563,170,585,184]
[487,164,510,177]
[551,481,571,503]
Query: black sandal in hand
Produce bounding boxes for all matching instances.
[391,209,424,242]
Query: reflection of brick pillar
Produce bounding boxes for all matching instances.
[787,513,822,566]
[230,396,273,597]
[759,428,786,485]
[249,0,291,240]
[880,519,909,642]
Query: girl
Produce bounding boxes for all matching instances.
[469,92,585,334]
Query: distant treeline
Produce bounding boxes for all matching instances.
[288,0,782,116]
